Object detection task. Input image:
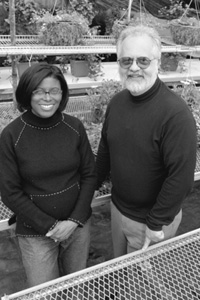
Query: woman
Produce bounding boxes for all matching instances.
[0,63,96,287]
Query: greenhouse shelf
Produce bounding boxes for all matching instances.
[1,35,200,56]
[2,227,200,300]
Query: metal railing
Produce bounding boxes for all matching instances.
[0,35,115,46]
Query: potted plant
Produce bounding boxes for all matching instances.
[59,54,104,80]
[160,52,186,72]
[37,11,89,46]
[14,55,46,78]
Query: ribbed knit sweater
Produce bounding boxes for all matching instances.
[0,110,96,236]
[96,78,197,230]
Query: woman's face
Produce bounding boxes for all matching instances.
[31,77,62,118]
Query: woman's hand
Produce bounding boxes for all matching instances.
[46,220,78,242]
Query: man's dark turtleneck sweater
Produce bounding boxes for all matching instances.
[96,77,197,230]
[0,110,96,236]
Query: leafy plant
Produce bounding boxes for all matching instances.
[160,52,186,72]
[104,6,122,35]
[158,0,187,20]
[0,105,20,134]
[86,80,123,124]
[67,0,96,23]
[4,0,47,35]
[59,54,104,80]
[3,54,46,66]
[173,80,200,146]
[37,11,89,46]
[111,19,128,41]
[170,17,200,46]
[83,80,123,154]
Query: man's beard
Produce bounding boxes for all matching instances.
[120,75,149,95]
[119,72,157,95]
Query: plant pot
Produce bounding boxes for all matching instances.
[70,60,89,77]
[17,62,38,78]
[170,19,200,46]
[160,55,179,71]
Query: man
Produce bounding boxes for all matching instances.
[95,25,197,256]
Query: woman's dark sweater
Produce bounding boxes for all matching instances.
[96,78,197,231]
[0,110,96,236]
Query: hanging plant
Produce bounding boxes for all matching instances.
[4,0,47,35]
[37,11,89,46]
[170,17,200,46]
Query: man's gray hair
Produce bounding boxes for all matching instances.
[116,25,162,59]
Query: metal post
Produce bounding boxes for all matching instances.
[9,0,17,107]
[127,0,133,23]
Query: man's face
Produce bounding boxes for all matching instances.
[118,35,160,96]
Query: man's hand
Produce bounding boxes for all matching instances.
[46,220,78,242]
[142,226,164,251]
[93,190,99,199]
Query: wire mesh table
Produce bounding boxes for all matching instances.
[2,227,200,300]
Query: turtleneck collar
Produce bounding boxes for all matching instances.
[128,77,161,103]
[21,109,63,129]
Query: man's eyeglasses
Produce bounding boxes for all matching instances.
[32,88,62,98]
[118,57,156,69]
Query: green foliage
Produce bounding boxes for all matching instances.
[4,0,47,35]
[38,11,89,46]
[86,80,123,124]
[160,52,186,72]
[84,80,123,153]
[111,20,128,41]
[170,18,200,46]
[87,54,104,80]
[104,6,122,35]
[68,0,96,23]
[3,54,46,66]
[0,106,20,134]
[59,54,104,80]
[173,81,200,146]
[158,0,187,20]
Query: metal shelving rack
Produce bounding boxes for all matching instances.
[1,35,200,56]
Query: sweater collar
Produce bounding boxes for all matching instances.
[128,77,161,103]
[21,109,63,128]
